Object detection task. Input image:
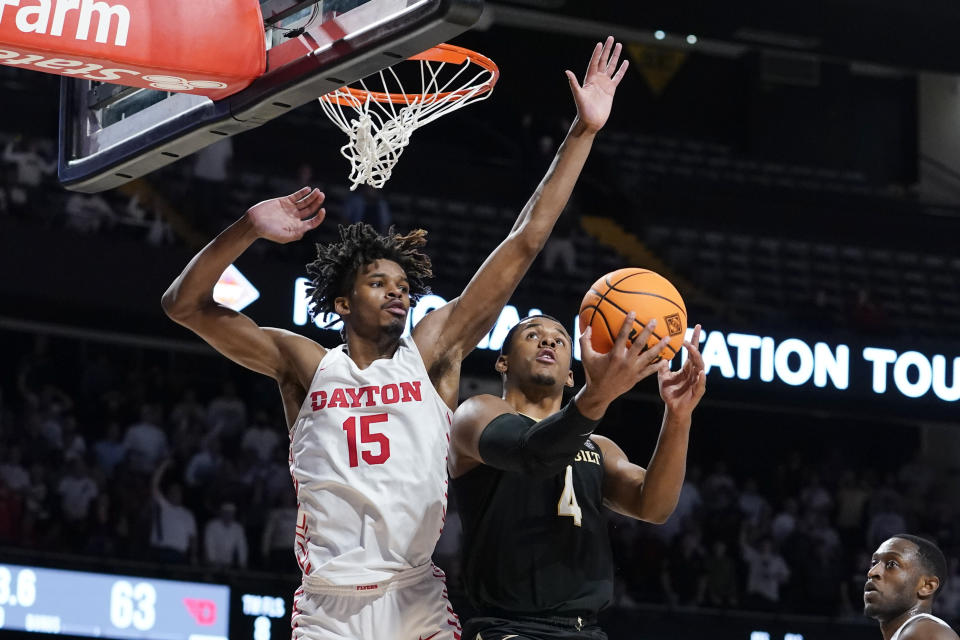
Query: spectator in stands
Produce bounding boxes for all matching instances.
[261,445,294,503]
[2,137,55,190]
[738,477,770,525]
[93,422,126,478]
[704,461,736,504]
[0,446,29,493]
[61,414,86,463]
[771,498,799,544]
[657,465,703,542]
[661,530,706,606]
[702,540,739,608]
[123,404,168,473]
[241,410,281,463]
[184,436,223,488]
[150,460,197,564]
[344,184,393,234]
[57,458,99,524]
[867,495,908,549]
[808,510,843,553]
[64,192,116,233]
[801,472,833,514]
[261,490,299,573]
[835,470,870,547]
[741,530,790,611]
[84,493,119,556]
[204,501,248,569]
[170,388,208,445]
[36,395,69,451]
[206,381,247,443]
[23,463,52,525]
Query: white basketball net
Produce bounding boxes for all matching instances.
[319,54,496,190]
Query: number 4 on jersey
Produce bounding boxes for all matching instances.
[557,464,583,526]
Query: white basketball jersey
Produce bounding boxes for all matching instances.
[891,613,953,640]
[289,336,452,587]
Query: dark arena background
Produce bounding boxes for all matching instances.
[2,1,960,639]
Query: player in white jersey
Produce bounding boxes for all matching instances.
[865,534,958,640]
[162,37,629,640]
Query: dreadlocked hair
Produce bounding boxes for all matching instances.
[305,222,432,319]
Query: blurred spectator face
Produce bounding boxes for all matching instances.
[713,541,727,557]
[296,163,314,185]
[141,404,162,424]
[219,503,236,523]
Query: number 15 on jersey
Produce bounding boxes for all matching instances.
[342,414,391,467]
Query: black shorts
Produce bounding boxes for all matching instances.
[463,615,607,640]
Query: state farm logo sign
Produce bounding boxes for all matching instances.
[0,0,130,46]
[0,0,264,100]
[0,47,229,89]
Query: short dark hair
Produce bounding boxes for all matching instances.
[305,223,432,318]
[894,534,949,592]
[500,315,568,356]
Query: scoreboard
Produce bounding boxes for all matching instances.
[0,563,292,640]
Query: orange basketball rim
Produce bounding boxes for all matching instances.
[322,43,499,106]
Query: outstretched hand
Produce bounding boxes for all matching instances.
[658,324,706,419]
[579,312,670,413]
[565,36,630,133]
[245,187,325,244]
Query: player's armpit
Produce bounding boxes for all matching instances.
[448,394,514,478]
[593,435,650,520]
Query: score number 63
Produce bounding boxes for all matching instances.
[111,581,157,631]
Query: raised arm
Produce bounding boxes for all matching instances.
[151,459,170,504]
[161,188,327,386]
[449,316,669,477]
[597,325,706,524]
[414,37,629,365]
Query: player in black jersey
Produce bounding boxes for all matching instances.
[449,312,706,639]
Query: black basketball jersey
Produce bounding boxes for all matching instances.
[453,416,614,617]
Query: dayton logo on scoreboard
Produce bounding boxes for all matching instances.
[183,598,218,626]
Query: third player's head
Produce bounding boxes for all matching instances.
[864,534,947,623]
[497,316,574,393]
[306,223,432,345]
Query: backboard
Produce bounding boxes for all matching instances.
[58,0,483,192]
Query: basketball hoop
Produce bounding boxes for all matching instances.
[319,43,499,190]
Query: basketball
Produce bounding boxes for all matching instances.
[578,268,687,361]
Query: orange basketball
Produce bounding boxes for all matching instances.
[578,268,687,361]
